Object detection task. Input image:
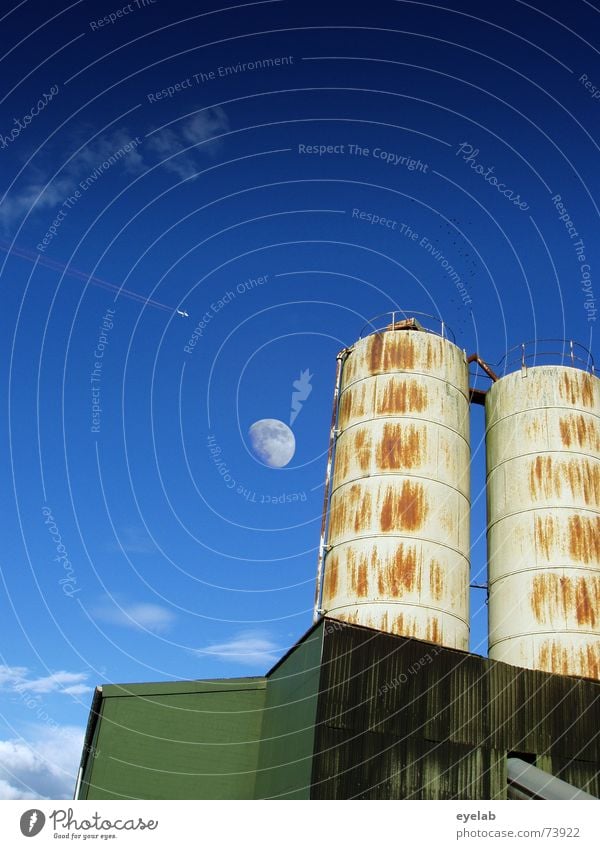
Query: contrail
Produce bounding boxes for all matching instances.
[0,240,188,317]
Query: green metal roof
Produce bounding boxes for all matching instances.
[100,677,267,698]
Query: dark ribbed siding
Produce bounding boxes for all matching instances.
[311,619,600,799]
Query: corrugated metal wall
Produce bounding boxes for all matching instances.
[311,620,600,799]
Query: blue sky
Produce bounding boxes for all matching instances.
[1,0,599,798]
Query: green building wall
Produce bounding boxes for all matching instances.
[79,678,267,800]
[78,624,326,800]
[254,621,323,798]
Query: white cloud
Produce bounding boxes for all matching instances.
[195,630,280,667]
[92,601,176,633]
[0,665,28,687]
[75,128,145,175]
[0,778,38,800]
[0,725,84,800]
[181,108,230,145]
[111,526,156,554]
[1,111,230,229]
[147,107,230,178]
[146,128,197,180]
[19,672,90,695]
[0,665,92,697]
[61,685,92,696]
[0,127,146,229]
[0,175,72,229]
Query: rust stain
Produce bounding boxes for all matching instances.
[383,333,416,371]
[586,645,600,680]
[337,391,352,430]
[376,379,427,414]
[346,548,370,598]
[328,499,341,540]
[329,484,375,540]
[390,612,442,643]
[366,332,418,374]
[380,489,394,532]
[395,545,419,593]
[377,544,419,597]
[329,487,353,540]
[529,456,600,505]
[559,371,595,408]
[402,481,428,529]
[429,559,445,600]
[575,577,598,626]
[538,642,571,676]
[538,641,600,679]
[356,557,368,598]
[526,418,544,440]
[426,617,441,644]
[354,428,372,471]
[392,613,418,638]
[425,338,443,370]
[377,423,425,470]
[375,545,422,597]
[534,516,555,560]
[559,414,600,451]
[347,548,354,586]
[323,553,339,599]
[339,383,370,429]
[530,573,573,622]
[568,515,600,564]
[377,566,385,596]
[370,544,381,596]
[530,572,599,626]
[354,488,372,532]
[381,480,429,532]
[529,456,550,499]
[368,333,385,373]
[566,460,600,504]
[347,549,357,594]
[334,442,350,481]
[327,495,342,540]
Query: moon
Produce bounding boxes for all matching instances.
[248,419,296,468]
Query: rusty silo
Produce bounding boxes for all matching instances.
[486,348,600,680]
[316,314,470,650]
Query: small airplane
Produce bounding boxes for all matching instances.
[1,240,192,318]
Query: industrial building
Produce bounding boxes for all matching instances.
[77,315,600,799]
